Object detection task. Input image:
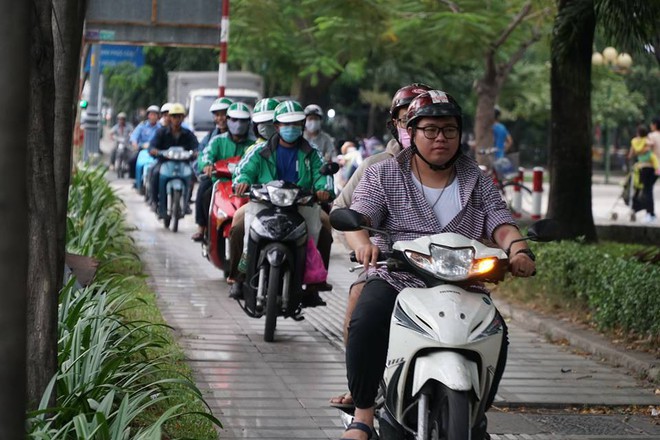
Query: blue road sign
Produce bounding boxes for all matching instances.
[84,44,145,72]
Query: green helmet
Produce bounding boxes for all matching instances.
[226,102,251,119]
[209,97,233,113]
[252,98,280,123]
[273,100,306,123]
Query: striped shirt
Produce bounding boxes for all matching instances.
[350,147,516,292]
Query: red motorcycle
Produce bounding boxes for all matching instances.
[202,156,248,274]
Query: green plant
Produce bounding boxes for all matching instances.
[28,167,220,439]
[499,240,660,339]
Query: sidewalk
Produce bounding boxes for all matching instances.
[112,179,659,439]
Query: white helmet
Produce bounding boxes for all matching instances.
[160,102,173,114]
[146,105,160,114]
[210,97,233,113]
[304,104,323,118]
[226,102,251,119]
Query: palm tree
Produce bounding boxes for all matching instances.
[548,0,659,241]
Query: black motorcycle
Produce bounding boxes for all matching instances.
[237,163,338,342]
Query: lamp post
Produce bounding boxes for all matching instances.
[591,46,633,184]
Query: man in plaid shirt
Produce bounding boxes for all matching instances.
[339,90,536,440]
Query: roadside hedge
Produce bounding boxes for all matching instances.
[502,239,660,339]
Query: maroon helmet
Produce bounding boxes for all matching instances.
[406,90,462,131]
[390,83,433,116]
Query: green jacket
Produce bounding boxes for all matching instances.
[233,134,335,197]
[199,132,253,182]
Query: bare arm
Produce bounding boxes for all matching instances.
[492,224,535,277]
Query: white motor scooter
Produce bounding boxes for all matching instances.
[330,209,557,440]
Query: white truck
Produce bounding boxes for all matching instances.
[167,71,264,140]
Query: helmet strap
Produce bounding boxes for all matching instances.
[410,141,461,171]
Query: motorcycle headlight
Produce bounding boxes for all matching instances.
[404,245,496,281]
[267,187,299,207]
[227,163,237,173]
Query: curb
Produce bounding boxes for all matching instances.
[496,299,660,385]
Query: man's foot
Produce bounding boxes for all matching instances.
[229,281,244,300]
[340,421,373,440]
[301,290,326,308]
[191,231,205,242]
[329,392,354,409]
[185,206,193,215]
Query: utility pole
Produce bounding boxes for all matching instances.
[83,44,102,162]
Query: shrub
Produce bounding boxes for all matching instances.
[27,167,220,439]
[500,239,660,339]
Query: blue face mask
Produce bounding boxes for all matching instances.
[279,125,303,143]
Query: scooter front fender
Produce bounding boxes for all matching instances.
[411,351,479,396]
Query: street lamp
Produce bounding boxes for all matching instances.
[591,46,633,184]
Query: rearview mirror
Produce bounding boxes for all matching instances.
[329,208,367,231]
[320,161,340,176]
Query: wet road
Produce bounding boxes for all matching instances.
[111,177,660,439]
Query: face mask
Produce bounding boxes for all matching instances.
[305,119,321,133]
[279,125,303,143]
[257,122,276,140]
[397,127,411,148]
[227,119,249,136]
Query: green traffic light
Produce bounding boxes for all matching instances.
[79,99,88,109]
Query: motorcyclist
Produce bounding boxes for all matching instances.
[148,103,198,216]
[338,90,536,440]
[198,97,233,153]
[303,104,335,162]
[329,83,432,410]
[230,100,335,306]
[222,97,279,281]
[109,112,133,169]
[129,105,161,189]
[159,102,172,128]
[191,102,254,242]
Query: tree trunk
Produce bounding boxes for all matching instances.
[27,0,59,410]
[548,0,597,241]
[26,0,86,409]
[473,74,498,167]
[0,0,30,436]
[291,72,341,109]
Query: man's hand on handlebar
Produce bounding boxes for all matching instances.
[149,148,158,157]
[354,243,381,268]
[316,190,330,202]
[203,165,213,177]
[233,182,249,196]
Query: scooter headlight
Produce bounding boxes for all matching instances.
[267,187,299,207]
[404,245,498,281]
[227,163,237,173]
[164,149,193,160]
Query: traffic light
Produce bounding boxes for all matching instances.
[79,99,88,109]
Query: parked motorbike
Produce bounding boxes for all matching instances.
[201,156,248,274]
[330,208,558,440]
[236,162,339,342]
[157,146,195,232]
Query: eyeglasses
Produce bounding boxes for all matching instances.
[395,118,408,129]
[416,125,459,140]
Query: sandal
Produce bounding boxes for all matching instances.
[329,392,354,410]
[340,421,373,440]
[191,231,204,242]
